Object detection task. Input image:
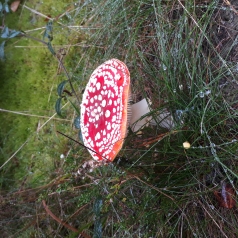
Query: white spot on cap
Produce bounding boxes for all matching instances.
[95,132,101,140]
[90,141,94,147]
[98,95,102,101]
[98,106,101,113]
[115,74,121,80]
[107,122,111,130]
[105,110,110,118]
[112,115,116,122]
[102,99,106,107]
[96,82,101,90]
[90,97,94,103]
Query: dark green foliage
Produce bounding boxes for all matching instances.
[0,0,9,14]
[57,80,68,97]
[74,116,80,129]
[93,196,103,238]
[0,0,22,59]
[0,40,5,60]
[78,130,83,141]
[1,26,21,38]
[47,41,56,55]
[55,97,64,117]
[43,21,54,42]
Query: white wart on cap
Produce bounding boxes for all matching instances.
[80,59,130,162]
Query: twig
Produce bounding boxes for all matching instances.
[223,0,238,15]
[0,140,28,170]
[133,176,175,201]
[21,33,48,45]
[12,175,69,196]
[0,108,70,121]
[198,200,228,238]
[42,200,91,238]
[136,130,178,147]
[37,102,70,131]
[0,101,69,170]
[57,131,109,161]
[42,200,78,232]
[200,98,211,135]
[23,5,79,34]
[14,44,104,48]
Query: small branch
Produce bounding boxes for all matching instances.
[133,176,175,201]
[0,108,70,121]
[23,5,53,21]
[223,0,238,15]
[198,200,228,238]
[0,102,70,170]
[0,139,28,170]
[22,33,48,45]
[42,200,91,238]
[57,131,109,161]
[23,5,79,34]
[14,44,104,48]
[42,200,78,232]
[56,56,81,105]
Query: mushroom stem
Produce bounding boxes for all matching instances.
[129,98,152,132]
[129,98,175,132]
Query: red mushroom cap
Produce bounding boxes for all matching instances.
[80,59,130,162]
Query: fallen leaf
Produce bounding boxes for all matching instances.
[10,1,20,12]
[44,15,52,22]
[214,182,236,209]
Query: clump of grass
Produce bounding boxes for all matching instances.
[67,0,238,236]
[1,0,238,237]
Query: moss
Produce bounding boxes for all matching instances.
[0,0,83,186]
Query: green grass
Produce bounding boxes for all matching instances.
[1,0,238,237]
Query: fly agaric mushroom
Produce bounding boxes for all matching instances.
[80,59,131,162]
